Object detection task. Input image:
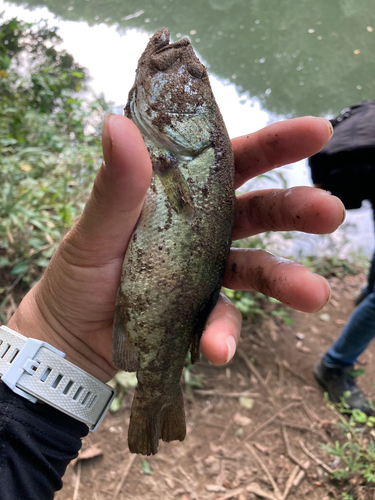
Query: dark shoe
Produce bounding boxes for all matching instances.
[313,359,373,416]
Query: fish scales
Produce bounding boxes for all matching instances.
[112,27,235,455]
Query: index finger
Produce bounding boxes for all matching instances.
[232,116,333,189]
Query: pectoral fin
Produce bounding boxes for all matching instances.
[153,156,195,221]
[112,303,140,372]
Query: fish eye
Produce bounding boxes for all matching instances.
[187,61,206,79]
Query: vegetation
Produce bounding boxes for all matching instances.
[323,394,375,499]
[0,17,109,320]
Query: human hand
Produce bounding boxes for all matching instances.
[7,114,344,380]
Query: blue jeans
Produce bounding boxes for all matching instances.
[324,290,375,367]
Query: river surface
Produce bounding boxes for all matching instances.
[3,0,375,259]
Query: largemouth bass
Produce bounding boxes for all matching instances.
[112,27,235,455]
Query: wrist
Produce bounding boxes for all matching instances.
[0,325,115,430]
[7,282,116,383]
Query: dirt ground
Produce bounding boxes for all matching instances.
[53,270,375,500]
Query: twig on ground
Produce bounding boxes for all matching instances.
[301,401,321,424]
[278,359,311,386]
[299,440,334,474]
[112,453,137,500]
[158,469,189,489]
[178,465,195,486]
[193,389,260,398]
[214,486,245,500]
[280,423,307,470]
[219,416,235,443]
[276,359,284,383]
[73,461,81,500]
[204,421,227,430]
[293,469,306,488]
[282,465,300,500]
[283,421,332,445]
[245,443,283,500]
[236,348,266,384]
[257,332,310,386]
[246,483,278,500]
[265,370,273,386]
[229,402,300,455]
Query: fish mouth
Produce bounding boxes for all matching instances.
[151,27,190,53]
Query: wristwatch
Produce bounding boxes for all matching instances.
[0,325,115,431]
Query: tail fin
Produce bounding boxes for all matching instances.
[128,388,186,455]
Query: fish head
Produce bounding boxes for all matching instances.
[126,28,215,156]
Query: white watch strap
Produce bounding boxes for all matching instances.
[0,325,115,431]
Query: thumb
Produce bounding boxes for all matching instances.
[68,114,152,264]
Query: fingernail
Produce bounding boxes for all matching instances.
[225,335,237,363]
[102,113,114,169]
[313,274,331,310]
[322,117,334,139]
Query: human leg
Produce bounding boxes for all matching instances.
[314,292,375,414]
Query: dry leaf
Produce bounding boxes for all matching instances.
[165,477,175,489]
[233,413,252,427]
[319,313,330,322]
[71,443,103,466]
[335,319,346,326]
[206,485,226,492]
[330,298,339,308]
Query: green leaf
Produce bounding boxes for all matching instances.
[352,408,367,424]
[10,261,28,275]
[114,371,138,390]
[0,257,9,266]
[142,460,152,475]
[28,237,44,249]
[71,71,84,78]
[349,368,365,378]
[239,397,254,410]
[109,392,124,413]
[36,257,50,268]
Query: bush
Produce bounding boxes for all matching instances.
[0,18,109,314]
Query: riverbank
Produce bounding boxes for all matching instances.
[54,268,375,500]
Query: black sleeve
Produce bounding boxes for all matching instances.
[0,381,89,500]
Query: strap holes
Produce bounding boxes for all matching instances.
[0,344,10,358]
[81,391,91,406]
[87,395,98,409]
[39,367,52,382]
[51,373,63,389]
[73,386,83,401]
[63,380,74,395]
[8,348,19,363]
